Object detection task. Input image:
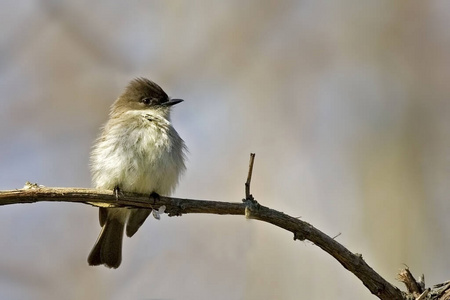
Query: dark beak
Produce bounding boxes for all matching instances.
[163,98,184,106]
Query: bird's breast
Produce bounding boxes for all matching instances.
[91,115,185,195]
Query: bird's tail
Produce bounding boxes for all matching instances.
[88,217,125,269]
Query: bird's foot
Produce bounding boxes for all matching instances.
[149,192,160,205]
[113,186,123,201]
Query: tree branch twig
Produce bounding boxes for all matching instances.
[2,154,444,300]
[245,153,255,200]
[0,191,403,299]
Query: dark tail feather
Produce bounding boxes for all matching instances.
[88,218,124,269]
[126,208,151,237]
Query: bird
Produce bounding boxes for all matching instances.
[88,78,187,268]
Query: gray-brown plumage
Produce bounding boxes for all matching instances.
[88,78,186,268]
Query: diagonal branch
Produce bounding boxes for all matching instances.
[0,185,403,300]
[4,155,449,299]
[0,156,418,299]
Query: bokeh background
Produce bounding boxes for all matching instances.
[1,1,450,299]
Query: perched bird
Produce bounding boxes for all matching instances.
[88,78,186,268]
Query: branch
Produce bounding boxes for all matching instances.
[0,193,402,298]
[0,187,246,213]
[9,154,445,300]
[4,156,448,299]
[397,267,424,297]
[245,153,256,200]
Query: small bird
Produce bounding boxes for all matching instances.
[88,78,187,268]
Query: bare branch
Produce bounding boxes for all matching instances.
[416,289,430,300]
[0,185,403,300]
[397,267,423,296]
[0,187,244,215]
[245,153,256,200]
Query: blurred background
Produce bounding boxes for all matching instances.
[1,1,450,299]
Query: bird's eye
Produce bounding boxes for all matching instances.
[140,97,152,105]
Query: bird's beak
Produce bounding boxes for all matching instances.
[163,98,184,106]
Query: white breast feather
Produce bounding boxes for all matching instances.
[91,110,185,196]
